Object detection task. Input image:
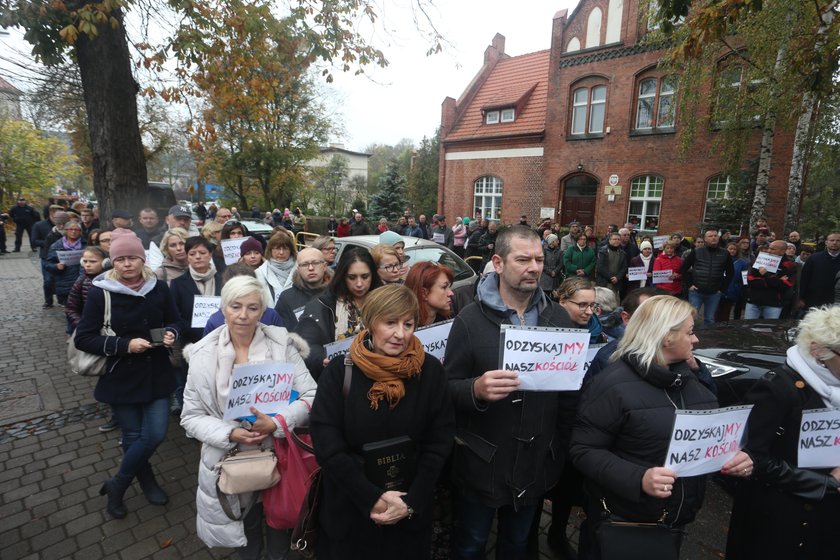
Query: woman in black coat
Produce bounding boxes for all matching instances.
[726,305,840,559]
[309,285,455,559]
[295,247,381,380]
[570,295,752,559]
[74,231,180,519]
[169,236,223,345]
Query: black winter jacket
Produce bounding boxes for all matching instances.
[681,245,733,294]
[75,278,180,404]
[595,245,627,288]
[31,219,54,259]
[571,356,718,527]
[274,270,331,331]
[444,292,576,508]
[295,291,340,381]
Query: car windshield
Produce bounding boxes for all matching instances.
[405,246,473,281]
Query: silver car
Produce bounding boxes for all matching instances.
[332,235,477,290]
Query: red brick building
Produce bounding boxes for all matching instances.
[438,0,794,236]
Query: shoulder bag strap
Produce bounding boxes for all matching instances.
[342,355,353,399]
[103,290,112,329]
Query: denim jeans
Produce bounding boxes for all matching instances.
[111,398,170,479]
[744,303,782,320]
[454,493,538,560]
[40,259,55,305]
[688,290,722,325]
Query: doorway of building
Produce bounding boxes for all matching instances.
[561,175,597,226]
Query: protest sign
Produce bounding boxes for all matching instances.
[499,326,590,391]
[57,250,84,266]
[752,253,782,273]
[432,232,445,244]
[324,337,354,361]
[664,406,753,477]
[584,343,606,374]
[414,320,454,363]
[221,236,251,265]
[145,242,164,272]
[653,235,669,249]
[741,270,748,285]
[652,269,673,284]
[191,296,221,328]
[224,362,296,420]
[797,408,840,469]
[627,266,647,282]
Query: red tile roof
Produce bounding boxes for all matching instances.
[445,49,550,142]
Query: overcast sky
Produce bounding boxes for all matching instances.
[0,0,580,152]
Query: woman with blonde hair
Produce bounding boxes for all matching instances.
[201,221,223,244]
[370,243,403,285]
[156,227,190,285]
[182,275,316,558]
[74,230,181,518]
[309,284,454,558]
[571,295,753,559]
[726,305,840,559]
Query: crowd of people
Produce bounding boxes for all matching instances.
[7,197,840,560]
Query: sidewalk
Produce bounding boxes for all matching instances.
[0,250,726,560]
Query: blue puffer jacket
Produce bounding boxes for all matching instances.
[723,258,749,302]
[46,238,87,296]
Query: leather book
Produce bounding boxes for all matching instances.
[361,435,416,491]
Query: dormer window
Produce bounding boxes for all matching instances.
[485,107,515,124]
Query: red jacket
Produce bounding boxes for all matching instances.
[336,222,351,237]
[653,253,683,295]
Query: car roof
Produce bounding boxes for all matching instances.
[335,235,440,248]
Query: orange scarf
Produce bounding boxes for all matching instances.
[349,330,425,410]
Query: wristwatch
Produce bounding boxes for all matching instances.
[400,496,414,519]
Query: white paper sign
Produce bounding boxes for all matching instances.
[324,336,354,361]
[414,320,454,363]
[741,270,748,285]
[652,269,673,284]
[432,232,445,244]
[191,296,221,328]
[584,343,606,373]
[223,362,296,421]
[664,406,753,477]
[57,250,84,265]
[653,235,669,249]
[146,242,164,272]
[221,236,251,265]
[627,266,647,281]
[752,253,782,273]
[499,326,590,391]
[797,408,840,469]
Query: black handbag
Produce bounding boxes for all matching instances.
[595,498,683,560]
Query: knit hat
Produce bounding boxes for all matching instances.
[109,228,146,261]
[546,234,559,245]
[239,236,263,255]
[640,240,653,251]
[463,217,470,225]
[379,230,405,247]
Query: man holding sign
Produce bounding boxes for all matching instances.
[570,296,752,558]
[726,306,840,559]
[444,226,576,559]
[744,240,797,319]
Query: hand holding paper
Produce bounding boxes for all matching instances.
[249,407,278,435]
[474,370,520,402]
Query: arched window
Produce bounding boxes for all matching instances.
[474,176,503,221]
[571,83,607,136]
[704,175,731,221]
[628,175,663,232]
[566,37,581,52]
[586,8,603,48]
[634,75,677,130]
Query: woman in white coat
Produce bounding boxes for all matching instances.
[181,275,316,559]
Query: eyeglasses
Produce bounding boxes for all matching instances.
[378,263,401,272]
[566,300,601,312]
[299,260,326,269]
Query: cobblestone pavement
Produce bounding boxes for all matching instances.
[0,248,729,560]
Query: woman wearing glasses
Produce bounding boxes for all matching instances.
[555,277,607,344]
[312,235,337,267]
[371,244,403,285]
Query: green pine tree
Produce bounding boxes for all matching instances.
[368,161,407,222]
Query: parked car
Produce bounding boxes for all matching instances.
[331,235,478,291]
[238,219,274,238]
[694,320,795,407]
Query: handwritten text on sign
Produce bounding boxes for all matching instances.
[224,362,295,420]
[499,326,590,391]
[627,266,647,282]
[652,269,673,284]
[798,408,840,469]
[191,296,221,328]
[752,252,782,274]
[653,235,669,249]
[665,406,752,476]
[221,236,252,265]
[414,320,453,363]
[57,250,84,266]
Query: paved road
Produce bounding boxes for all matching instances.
[0,249,731,559]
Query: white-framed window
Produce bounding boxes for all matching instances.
[635,75,677,130]
[703,175,731,221]
[628,175,664,232]
[474,176,503,221]
[570,84,607,135]
[500,108,515,122]
[485,110,500,124]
